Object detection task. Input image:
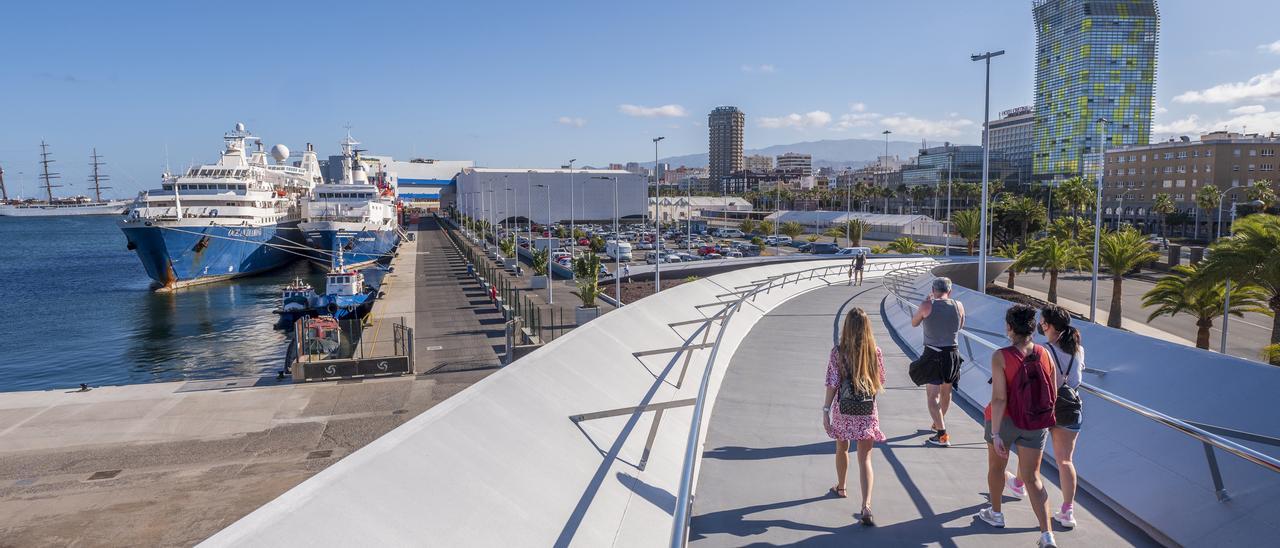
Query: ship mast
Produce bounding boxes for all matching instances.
[0,163,8,201]
[38,140,62,203]
[88,148,111,203]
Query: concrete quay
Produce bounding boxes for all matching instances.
[0,219,504,547]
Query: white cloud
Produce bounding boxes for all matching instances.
[1153,114,1202,135]
[741,64,776,73]
[1173,68,1280,104]
[850,102,867,112]
[556,116,586,128]
[879,115,976,139]
[1229,104,1266,115]
[833,112,880,131]
[1154,102,1168,115]
[618,104,687,118]
[758,110,832,129]
[1258,40,1280,55]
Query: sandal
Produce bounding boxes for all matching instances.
[859,508,876,526]
[829,486,848,498]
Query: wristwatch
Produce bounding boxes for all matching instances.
[822,406,831,413]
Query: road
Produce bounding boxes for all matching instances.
[1011,270,1274,362]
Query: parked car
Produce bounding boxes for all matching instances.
[808,242,840,254]
[785,239,806,248]
[634,241,654,250]
[704,253,724,260]
[677,253,699,262]
[698,245,719,256]
[835,247,872,256]
[725,251,744,258]
[718,228,745,239]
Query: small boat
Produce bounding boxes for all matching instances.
[274,247,378,325]
[300,316,342,360]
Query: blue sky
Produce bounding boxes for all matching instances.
[1,0,1278,196]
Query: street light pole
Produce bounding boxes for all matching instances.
[654,136,665,292]
[1221,198,1266,353]
[1090,117,1110,323]
[946,155,953,256]
[527,170,534,243]
[536,184,554,305]
[567,159,577,278]
[971,49,1004,294]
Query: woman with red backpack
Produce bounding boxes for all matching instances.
[822,307,885,526]
[976,304,1058,548]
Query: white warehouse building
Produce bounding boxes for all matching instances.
[452,168,647,225]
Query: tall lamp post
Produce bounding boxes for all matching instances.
[945,155,953,256]
[1090,117,1110,323]
[567,159,577,278]
[971,49,1005,294]
[536,184,554,304]
[592,175,622,306]
[1216,186,1247,239]
[1220,198,1266,353]
[527,170,535,243]
[653,136,665,292]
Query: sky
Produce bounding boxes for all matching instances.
[1,0,1279,197]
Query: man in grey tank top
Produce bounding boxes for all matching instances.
[910,277,965,447]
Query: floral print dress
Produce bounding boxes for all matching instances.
[825,346,887,442]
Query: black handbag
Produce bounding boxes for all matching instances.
[1051,347,1083,426]
[837,355,876,415]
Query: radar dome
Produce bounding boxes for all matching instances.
[235,122,246,132]
[270,144,290,163]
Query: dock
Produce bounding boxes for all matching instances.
[0,219,505,546]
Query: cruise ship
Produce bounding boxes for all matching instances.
[299,132,400,269]
[119,123,323,290]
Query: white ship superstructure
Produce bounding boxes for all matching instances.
[299,131,400,268]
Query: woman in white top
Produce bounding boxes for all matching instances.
[1005,304,1083,530]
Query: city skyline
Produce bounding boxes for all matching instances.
[1,0,1279,196]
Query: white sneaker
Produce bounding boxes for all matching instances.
[977,506,1005,528]
[1054,508,1077,529]
[1005,476,1026,499]
[1038,531,1058,547]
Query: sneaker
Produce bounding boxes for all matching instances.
[1037,531,1058,547]
[1054,508,1077,529]
[1005,476,1026,499]
[926,432,951,447]
[976,506,1005,528]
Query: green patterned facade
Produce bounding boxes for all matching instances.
[1032,0,1158,181]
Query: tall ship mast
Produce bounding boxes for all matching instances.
[0,143,129,216]
[89,148,111,203]
[0,163,8,202]
[119,122,323,290]
[39,140,61,204]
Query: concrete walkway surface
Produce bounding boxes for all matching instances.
[691,283,1157,547]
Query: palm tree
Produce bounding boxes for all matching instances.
[1152,193,1175,242]
[888,237,924,254]
[1198,214,1280,365]
[1097,227,1160,328]
[757,219,775,238]
[995,242,1025,289]
[953,209,982,255]
[1048,216,1095,245]
[909,185,931,214]
[739,219,757,235]
[1143,264,1270,350]
[999,194,1047,244]
[1055,176,1094,238]
[879,186,895,212]
[780,220,804,239]
[844,218,869,247]
[1020,236,1092,303]
[1247,179,1276,210]
[1194,184,1220,242]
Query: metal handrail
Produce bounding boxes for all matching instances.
[880,263,1280,503]
[669,258,934,547]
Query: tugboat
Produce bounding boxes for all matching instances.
[275,277,319,327]
[318,244,376,320]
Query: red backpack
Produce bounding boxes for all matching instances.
[1000,345,1056,430]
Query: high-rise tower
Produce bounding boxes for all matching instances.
[708,106,744,188]
[1032,0,1159,181]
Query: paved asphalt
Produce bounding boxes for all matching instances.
[690,283,1155,547]
[1012,270,1274,362]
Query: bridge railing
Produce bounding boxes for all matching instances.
[880,263,1280,504]
[668,257,935,547]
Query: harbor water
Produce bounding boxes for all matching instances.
[0,215,325,392]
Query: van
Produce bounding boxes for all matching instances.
[719,228,745,238]
[606,240,633,262]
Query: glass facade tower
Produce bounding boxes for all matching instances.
[1032,0,1159,181]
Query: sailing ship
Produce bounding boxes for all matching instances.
[0,142,129,216]
[119,123,322,290]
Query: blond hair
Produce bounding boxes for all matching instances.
[838,307,882,395]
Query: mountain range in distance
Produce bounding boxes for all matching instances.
[637,138,973,170]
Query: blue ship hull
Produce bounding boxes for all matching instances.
[301,225,400,268]
[121,220,304,289]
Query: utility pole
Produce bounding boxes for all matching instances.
[39,140,62,203]
[653,136,664,292]
[89,148,111,203]
[1090,118,1109,323]
[971,50,1004,294]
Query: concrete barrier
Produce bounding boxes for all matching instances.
[201,257,933,547]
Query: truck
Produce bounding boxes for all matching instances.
[606,240,633,262]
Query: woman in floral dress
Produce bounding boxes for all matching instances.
[822,307,886,526]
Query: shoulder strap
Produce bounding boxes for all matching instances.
[1048,344,1075,380]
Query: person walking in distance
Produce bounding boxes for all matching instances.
[850,251,866,286]
[910,277,965,447]
[822,307,886,526]
[1006,304,1085,529]
[977,304,1059,548]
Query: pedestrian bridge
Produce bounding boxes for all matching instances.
[202,256,1280,547]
